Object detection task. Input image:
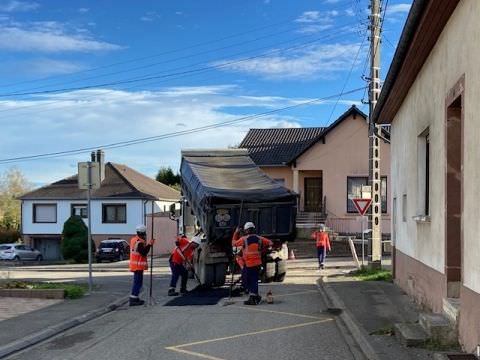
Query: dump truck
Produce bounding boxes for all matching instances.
[176,149,297,287]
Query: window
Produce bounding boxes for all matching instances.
[102,204,127,223]
[347,177,387,213]
[33,204,57,223]
[71,204,88,218]
[417,129,430,216]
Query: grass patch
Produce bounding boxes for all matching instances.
[419,338,460,352]
[0,280,87,299]
[369,325,394,336]
[351,266,393,282]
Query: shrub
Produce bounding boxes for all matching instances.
[61,215,93,263]
[0,228,21,244]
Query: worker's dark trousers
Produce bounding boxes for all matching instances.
[245,266,260,295]
[317,246,326,266]
[169,261,188,291]
[131,270,144,297]
[241,267,247,290]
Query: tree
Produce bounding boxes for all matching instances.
[156,167,181,189]
[61,215,93,263]
[0,168,32,230]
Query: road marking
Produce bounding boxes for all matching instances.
[167,347,226,360]
[230,305,327,320]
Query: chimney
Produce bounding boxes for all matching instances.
[96,149,105,182]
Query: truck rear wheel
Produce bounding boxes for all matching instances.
[198,263,227,287]
[274,259,286,282]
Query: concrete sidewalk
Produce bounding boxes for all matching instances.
[317,259,436,359]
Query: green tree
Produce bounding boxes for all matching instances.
[61,215,93,263]
[0,168,32,230]
[156,167,180,189]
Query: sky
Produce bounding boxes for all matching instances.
[0,0,412,186]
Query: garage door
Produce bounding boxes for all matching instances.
[33,238,62,261]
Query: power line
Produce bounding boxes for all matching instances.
[0,87,366,165]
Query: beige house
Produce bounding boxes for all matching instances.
[241,105,391,235]
[373,0,479,352]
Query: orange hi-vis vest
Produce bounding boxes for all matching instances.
[312,231,331,251]
[170,237,193,265]
[129,236,148,272]
[235,234,272,268]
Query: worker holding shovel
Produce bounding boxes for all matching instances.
[168,235,201,296]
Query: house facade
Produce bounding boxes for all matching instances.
[240,106,391,235]
[20,151,180,259]
[373,0,479,352]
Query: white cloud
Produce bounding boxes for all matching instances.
[140,11,160,22]
[295,10,340,33]
[0,20,122,52]
[388,4,411,15]
[140,16,153,22]
[0,1,39,12]
[323,0,341,3]
[0,86,312,183]
[213,43,364,80]
[6,58,86,76]
[78,7,89,13]
[345,8,355,17]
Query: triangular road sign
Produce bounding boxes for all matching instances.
[352,198,372,216]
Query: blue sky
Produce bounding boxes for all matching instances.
[0,0,411,185]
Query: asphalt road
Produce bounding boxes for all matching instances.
[4,259,365,360]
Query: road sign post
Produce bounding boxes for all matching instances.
[78,162,101,294]
[352,198,372,267]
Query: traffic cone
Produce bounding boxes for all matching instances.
[288,249,296,260]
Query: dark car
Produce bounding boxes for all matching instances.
[96,239,130,262]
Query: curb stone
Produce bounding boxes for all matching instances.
[316,276,380,360]
[0,295,129,359]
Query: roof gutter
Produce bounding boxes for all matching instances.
[372,0,429,124]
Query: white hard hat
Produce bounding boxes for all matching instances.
[191,236,202,245]
[244,222,255,231]
[136,224,147,233]
[319,224,326,231]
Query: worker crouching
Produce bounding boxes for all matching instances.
[233,222,272,305]
[168,235,201,296]
[129,224,155,306]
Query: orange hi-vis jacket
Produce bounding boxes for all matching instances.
[311,231,331,251]
[170,236,194,265]
[129,235,148,271]
[233,233,272,268]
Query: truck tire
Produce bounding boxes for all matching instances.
[274,259,287,282]
[214,263,227,287]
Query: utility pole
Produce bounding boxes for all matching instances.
[368,0,382,268]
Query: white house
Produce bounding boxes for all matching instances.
[373,0,480,352]
[20,151,180,260]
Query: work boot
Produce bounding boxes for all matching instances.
[243,295,259,306]
[168,288,179,296]
[254,295,262,304]
[129,297,145,306]
[320,263,325,269]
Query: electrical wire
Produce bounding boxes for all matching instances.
[0,87,366,165]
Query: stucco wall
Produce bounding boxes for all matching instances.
[259,166,293,189]
[295,114,391,229]
[390,1,480,295]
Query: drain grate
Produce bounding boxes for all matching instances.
[447,355,478,360]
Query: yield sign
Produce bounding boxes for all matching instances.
[352,198,372,216]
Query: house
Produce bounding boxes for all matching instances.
[372,0,479,352]
[240,105,391,235]
[19,150,180,260]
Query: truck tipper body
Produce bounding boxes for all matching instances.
[179,149,297,287]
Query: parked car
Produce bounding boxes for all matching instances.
[96,239,130,262]
[0,244,43,261]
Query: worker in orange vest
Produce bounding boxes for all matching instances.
[311,224,331,269]
[233,222,272,305]
[168,234,201,296]
[129,224,155,306]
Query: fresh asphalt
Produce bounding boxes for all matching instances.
[3,259,366,360]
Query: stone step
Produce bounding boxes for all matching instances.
[419,312,458,344]
[394,323,429,347]
[443,298,461,325]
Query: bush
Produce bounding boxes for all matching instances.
[61,215,93,263]
[352,266,393,282]
[0,228,21,244]
[1,281,87,299]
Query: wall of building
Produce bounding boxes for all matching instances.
[389,1,480,351]
[259,166,293,189]
[295,114,391,233]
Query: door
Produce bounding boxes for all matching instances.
[304,177,323,212]
[34,238,62,261]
